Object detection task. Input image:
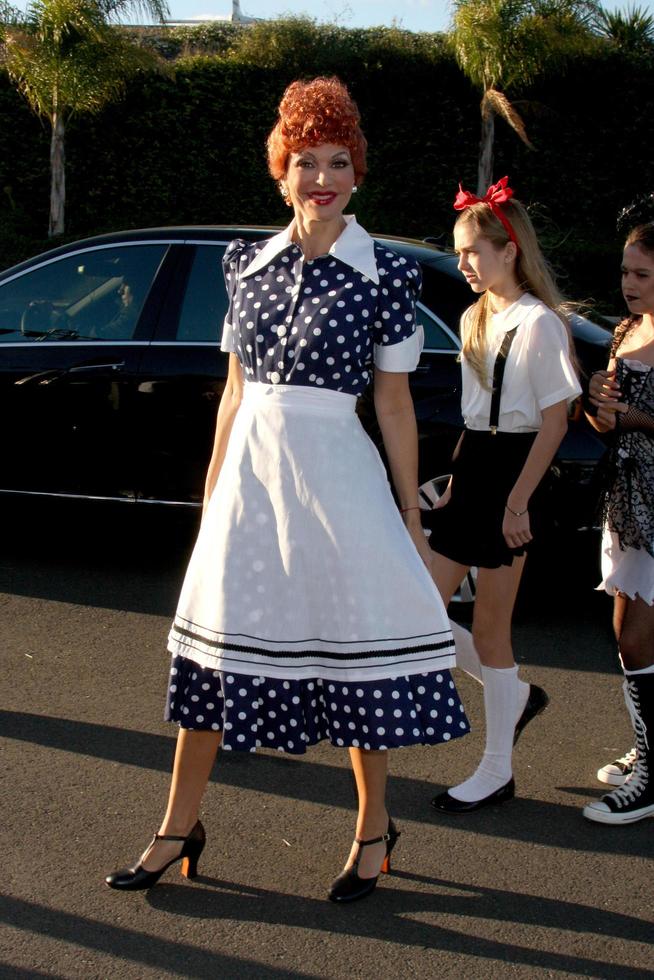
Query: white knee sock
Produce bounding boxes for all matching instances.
[450,664,520,802]
[450,619,530,708]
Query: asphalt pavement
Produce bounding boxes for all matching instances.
[1,503,652,979]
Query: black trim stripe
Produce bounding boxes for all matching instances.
[173,614,452,647]
[170,649,455,674]
[170,623,454,661]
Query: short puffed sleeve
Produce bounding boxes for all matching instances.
[526,310,582,409]
[373,256,423,372]
[220,239,249,354]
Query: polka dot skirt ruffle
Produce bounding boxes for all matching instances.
[165,655,470,754]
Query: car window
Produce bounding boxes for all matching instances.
[0,244,167,343]
[417,304,459,352]
[177,244,228,342]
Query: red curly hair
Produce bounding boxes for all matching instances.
[267,76,367,183]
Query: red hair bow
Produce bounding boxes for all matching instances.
[453,176,519,248]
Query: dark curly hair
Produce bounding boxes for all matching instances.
[611,222,654,355]
[616,192,654,233]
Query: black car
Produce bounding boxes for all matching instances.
[0,226,610,531]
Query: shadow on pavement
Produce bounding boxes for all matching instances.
[2,709,651,860]
[139,874,650,980]
[1,500,198,617]
[2,872,649,980]
[0,967,66,979]
[0,894,321,980]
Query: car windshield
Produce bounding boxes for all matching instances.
[0,244,167,343]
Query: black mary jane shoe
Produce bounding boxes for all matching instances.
[328,819,400,904]
[105,820,206,891]
[514,685,549,746]
[431,778,515,814]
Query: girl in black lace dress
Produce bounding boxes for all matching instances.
[583,221,654,826]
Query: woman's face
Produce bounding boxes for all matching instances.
[284,143,355,224]
[454,221,515,295]
[621,243,654,316]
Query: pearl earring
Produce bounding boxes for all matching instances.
[352,186,358,194]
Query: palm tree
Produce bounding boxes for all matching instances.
[0,2,21,24]
[593,4,654,53]
[449,0,598,194]
[2,0,168,237]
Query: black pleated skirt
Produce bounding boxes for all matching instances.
[423,429,548,569]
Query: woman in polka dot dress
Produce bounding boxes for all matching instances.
[106,77,468,903]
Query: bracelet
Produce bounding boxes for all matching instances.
[505,503,528,517]
[400,506,421,514]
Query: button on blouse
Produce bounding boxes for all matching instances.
[220,217,423,395]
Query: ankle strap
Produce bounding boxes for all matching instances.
[355,831,391,847]
[154,832,190,842]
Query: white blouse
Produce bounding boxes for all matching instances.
[461,293,582,433]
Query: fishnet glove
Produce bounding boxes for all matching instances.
[617,404,654,434]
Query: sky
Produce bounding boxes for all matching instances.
[9,0,654,33]
[164,0,652,34]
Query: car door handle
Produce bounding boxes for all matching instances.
[15,369,63,387]
[68,361,125,374]
[15,361,126,387]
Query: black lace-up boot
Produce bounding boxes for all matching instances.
[584,674,654,825]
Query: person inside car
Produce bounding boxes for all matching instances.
[91,279,137,340]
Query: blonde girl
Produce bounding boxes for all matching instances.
[425,178,581,812]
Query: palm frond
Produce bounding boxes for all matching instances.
[449,0,599,90]
[484,87,535,148]
[531,0,600,29]
[96,0,169,25]
[0,1,23,26]
[4,1,166,119]
[593,4,654,50]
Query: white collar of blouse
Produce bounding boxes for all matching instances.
[490,291,541,333]
[239,214,380,285]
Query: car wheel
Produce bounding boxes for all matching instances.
[418,473,477,605]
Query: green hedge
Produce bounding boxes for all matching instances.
[1,19,652,313]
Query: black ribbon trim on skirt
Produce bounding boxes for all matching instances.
[174,614,451,647]
[170,622,454,661]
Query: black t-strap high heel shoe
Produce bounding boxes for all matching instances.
[105,820,206,891]
[328,819,400,903]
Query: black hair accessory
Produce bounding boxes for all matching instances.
[617,192,654,233]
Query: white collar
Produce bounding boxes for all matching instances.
[491,292,541,333]
[240,215,379,284]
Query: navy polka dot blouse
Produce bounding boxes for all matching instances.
[220,216,423,395]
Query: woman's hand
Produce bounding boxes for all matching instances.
[403,511,433,570]
[589,369,622,408]
[585,363,626,433]
[502,507,532,550]
[596,400,628,430]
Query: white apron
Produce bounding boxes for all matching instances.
[168,382,454,682]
